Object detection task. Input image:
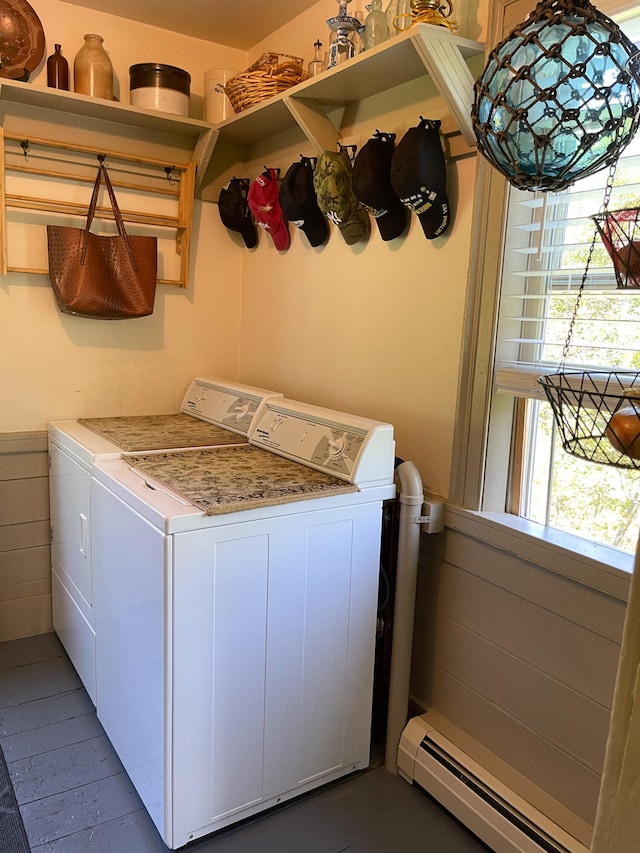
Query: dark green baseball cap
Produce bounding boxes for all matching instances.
[313,150,371,246]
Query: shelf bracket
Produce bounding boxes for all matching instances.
[410,28,479,147]
[193,127,219,192]
[284,96,341,154]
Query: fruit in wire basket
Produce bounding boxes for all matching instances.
[613,240,640,283]
[605,389,640,459]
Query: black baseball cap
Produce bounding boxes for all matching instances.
[279,157,329,248]
[390,118,450,240]
[218,177,257,248]
[352,132,408,242]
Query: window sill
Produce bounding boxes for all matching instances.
[444,505,633,602]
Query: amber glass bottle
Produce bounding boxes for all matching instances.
[47,44,69,91]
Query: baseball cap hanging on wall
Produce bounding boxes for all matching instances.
[217,177,257,248]
[352,131,408,242]
[313,148,371,246]
[279,157,329,248]
[248,167,290,251]
[390,118,450,240]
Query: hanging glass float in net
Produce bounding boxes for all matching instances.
[472,0,640,192]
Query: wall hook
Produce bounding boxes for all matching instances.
[20,140,29,159]
[165,166,177,184]
[338,143,357,165]
[97,153,106,164]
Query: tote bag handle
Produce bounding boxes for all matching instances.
[81,162,137,269]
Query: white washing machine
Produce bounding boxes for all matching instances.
[91,397,396,849]
[48,377,283,703]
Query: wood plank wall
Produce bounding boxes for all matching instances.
[0,432,52,641]
[410,525,628,847]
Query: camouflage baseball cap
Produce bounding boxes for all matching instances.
[313,150,371,246]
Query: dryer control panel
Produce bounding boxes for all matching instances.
[250,399,395,486]
[181,377,283,436]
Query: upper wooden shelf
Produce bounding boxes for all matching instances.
[210,25,483,153]
[0,23,483,201]
[0,78,217,193]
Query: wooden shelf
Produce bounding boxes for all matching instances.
[0,23,483,202]
[0,78,217,194]
[202,23,483,187]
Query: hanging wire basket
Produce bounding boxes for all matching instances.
[538,371,640,469]
[592,207,640,288]
[537,161,640,469]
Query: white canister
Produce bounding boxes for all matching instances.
[204,68,240,124]
[129,63,191,117]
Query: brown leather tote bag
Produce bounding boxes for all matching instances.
[47,162,157,319]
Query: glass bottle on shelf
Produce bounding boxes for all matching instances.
[307,40,325,77]
[392,0,413,34]
[47,44,69,90]
[364,0,389,49]
[352,8,365,53]
[385,0,397,35]
[73,34,114,100]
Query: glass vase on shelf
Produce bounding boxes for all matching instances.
[73,34,114,100]
[364,0,389,50]
[307,39,325,77]
[352,8,365,54]
[326,0,362,68]
[47,44,69,90]
[391,0,413,34]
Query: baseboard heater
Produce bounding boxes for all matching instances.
[397,716,589,853]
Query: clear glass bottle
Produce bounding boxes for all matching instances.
[364,0,389,49]
[385,0,397,35]
[392,0,413,34]
[352,9,365,53]
[73,34,114,100]
[307,40,325,77]
[47,44,69,90]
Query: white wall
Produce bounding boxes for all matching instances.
[1,0,487,495]
[237,150,476,496]
[0,0,247,430]
[33,0,245,112]
[233,0,483,494]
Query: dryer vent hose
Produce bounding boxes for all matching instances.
[384,460,423,773]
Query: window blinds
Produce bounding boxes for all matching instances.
[494,134,640,400]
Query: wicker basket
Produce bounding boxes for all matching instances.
[225,53,307,114]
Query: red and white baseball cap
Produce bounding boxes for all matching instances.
[247,167,290,251]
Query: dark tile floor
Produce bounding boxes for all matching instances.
[0,633,490,852]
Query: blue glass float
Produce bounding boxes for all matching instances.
[472,0,640,191]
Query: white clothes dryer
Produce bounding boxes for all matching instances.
[91,397,396,849]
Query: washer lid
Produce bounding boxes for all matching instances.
[125,444,358,515]
[77,414,246,452]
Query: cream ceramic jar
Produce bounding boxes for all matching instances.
[129,63,191,116]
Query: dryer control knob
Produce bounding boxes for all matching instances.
[328,436,346,457]
[234,403,250,420]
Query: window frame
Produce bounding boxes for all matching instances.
[449,0,639,586]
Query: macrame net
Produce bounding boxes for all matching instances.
[472,0,640,191]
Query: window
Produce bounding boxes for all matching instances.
[483,10,640,556]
